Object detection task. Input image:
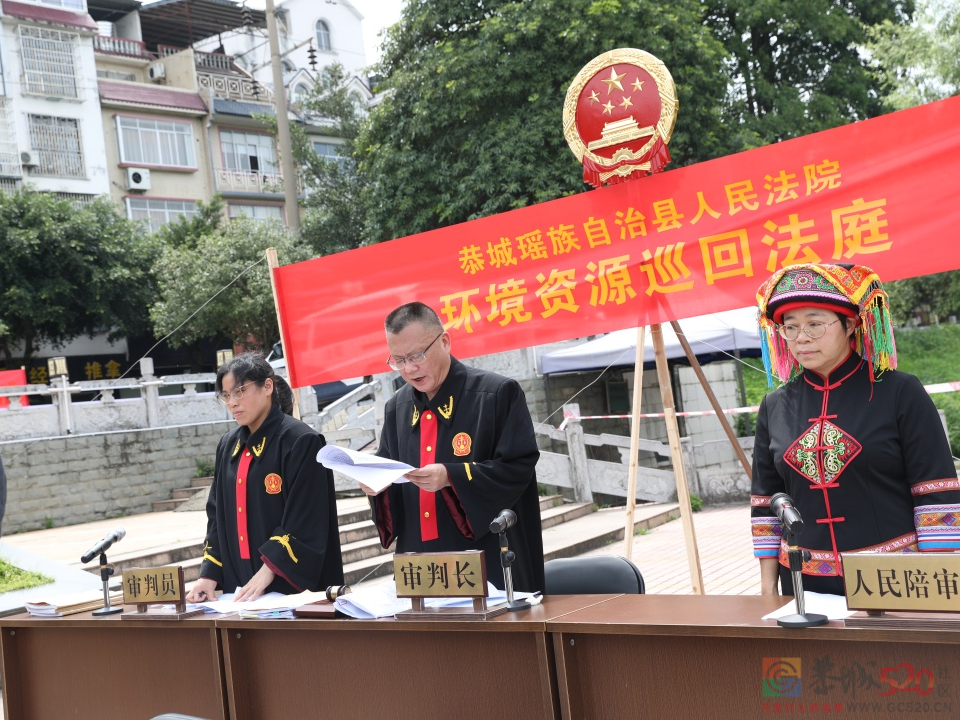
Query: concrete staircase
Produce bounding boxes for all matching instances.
[151,476,212,512]
[88,494,679,587]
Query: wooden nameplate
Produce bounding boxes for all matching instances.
[122,605,205,621]
[395,596,508,621]
[293,601,339,619]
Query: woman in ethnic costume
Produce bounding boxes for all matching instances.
[186,353,343,603]
[750,263,960,595]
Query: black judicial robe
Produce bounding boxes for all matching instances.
[751,351,960,590]
[199,404,344,594]
[372,357,545,592]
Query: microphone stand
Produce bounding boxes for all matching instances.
[498,531,530,612]
[776,528,827,628]
[91,551,123,616]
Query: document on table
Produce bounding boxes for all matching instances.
[762,591,855,621]
[334,581,542,619]
[188,590,331,618]
[317,445,413,493]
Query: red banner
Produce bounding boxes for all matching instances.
[276,96,960,388]
[0,368,28,409]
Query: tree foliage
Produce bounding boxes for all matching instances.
[156,195,226,250]
[0,191,158,363]
[703,0,913,148]
[150,218,314,350]
[868,0,960,111]
[358,0,730,241]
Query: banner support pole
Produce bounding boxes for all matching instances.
[669,320,752,477]
[266,247,301,420]
[623,325,646,560]
[651,323,704,594]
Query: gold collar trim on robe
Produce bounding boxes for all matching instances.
[232,439,242,457]
[437,395,454,420]
[251,437,267,457]
[411,404,420,427]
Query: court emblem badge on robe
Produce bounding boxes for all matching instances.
[452,432,472,457]
[264,473,282,494]
[563,48,678,188]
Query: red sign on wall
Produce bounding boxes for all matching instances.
[275,96,960,388]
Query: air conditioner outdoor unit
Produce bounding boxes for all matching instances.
[126,167,151,191]
[147,62,166,82]
[20,149,39,167]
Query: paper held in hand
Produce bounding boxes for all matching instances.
[316,445,412,493]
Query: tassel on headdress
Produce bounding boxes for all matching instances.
[756,263,897,385]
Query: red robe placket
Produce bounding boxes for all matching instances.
[419,410,439,542]
[236,449,253,559]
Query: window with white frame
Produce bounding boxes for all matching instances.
[127,198,199,232]
[28,115,84,177]
[228,204,283,222]
[316,20,331,51]
[313,141,350,171]
[19,26,80,99]
[117,116,196,168]
[221,130,276,174]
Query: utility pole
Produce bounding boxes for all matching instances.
[264,0,300,233]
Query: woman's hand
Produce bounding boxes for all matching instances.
[234,565,276,602]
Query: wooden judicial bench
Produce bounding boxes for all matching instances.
[3,595,960,720]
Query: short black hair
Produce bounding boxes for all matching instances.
[385,302,444,335]
[215,352,294,415]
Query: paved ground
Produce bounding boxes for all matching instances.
[1,501,757,594]
[584,503,759,595]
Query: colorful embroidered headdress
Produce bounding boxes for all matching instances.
[756,263,897,384]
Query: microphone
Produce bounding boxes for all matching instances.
[489,509,517,534]
[80,528,126,564]
[770,493,804,535]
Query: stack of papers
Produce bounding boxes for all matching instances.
[334,582,541,619]
[191,590,329,619]
[317,445,413,493]
[25,589,123,617]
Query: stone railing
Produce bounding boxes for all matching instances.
[215,167,287,195]
[534,404,753,505]
[0,368,319,440]
[94,35,150,58]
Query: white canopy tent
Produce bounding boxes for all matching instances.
[540,307,760,374]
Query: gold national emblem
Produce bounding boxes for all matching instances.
[264,473,282,494]
[562,48,678,188]
[452,432,472,457]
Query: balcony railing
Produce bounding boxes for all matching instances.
[94,35,150,58]
[198,71,274,103]
[215,168,286,194]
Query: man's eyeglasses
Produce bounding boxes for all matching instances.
[777,319,842,341]
[216,382,255,405]
[386,331,444,370]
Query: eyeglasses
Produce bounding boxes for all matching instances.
[386,331,444,370]
[777,319,842,341]
[216,382,255,405]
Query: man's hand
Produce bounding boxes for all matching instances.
[405,464,450,493]
[186,577,218,603]
[234,564,276,602]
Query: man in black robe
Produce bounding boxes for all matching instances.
[363,302,544,592]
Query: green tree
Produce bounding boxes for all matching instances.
[0,191,158,364]
[150,218,313,350]
[702,0,913,148]
[156,195,226,250]
[358,0,729,241]
[295,64,368,256]
[868,0,960,111]
[869,0,960,321]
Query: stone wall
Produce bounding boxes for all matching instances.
[0,421,233,534]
